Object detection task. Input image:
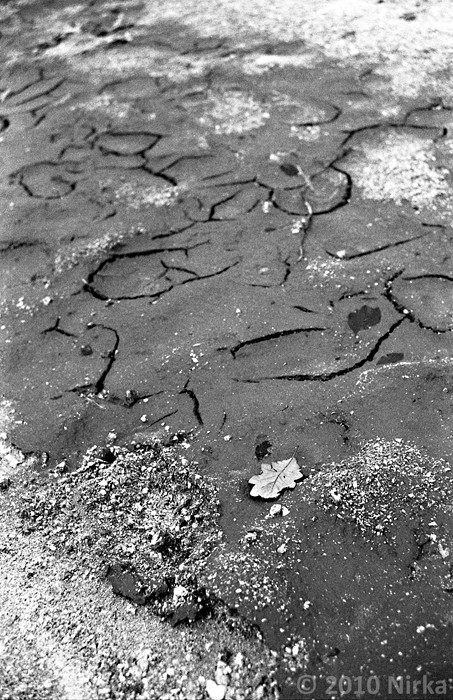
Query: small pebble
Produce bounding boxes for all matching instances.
[205,679,227,700]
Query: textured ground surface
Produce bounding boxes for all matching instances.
[2,1,453,698]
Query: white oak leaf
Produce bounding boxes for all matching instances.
[249,455,303,499]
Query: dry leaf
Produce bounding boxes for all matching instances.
[249,453,303,499]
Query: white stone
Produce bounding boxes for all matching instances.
[438,542,450,559]
[206,679,227,700]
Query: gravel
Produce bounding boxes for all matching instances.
[346,130,453,213]
[18,437,221,616]
[0,436,279,699]
[306,438,453,537]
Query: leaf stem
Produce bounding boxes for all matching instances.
[270,445,300,491]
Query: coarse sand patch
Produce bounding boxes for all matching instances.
[198,91,270,135]
[240,52,320,76]
[305,438,453,538]
[18,441,221,616]
[346,131,453,213]
[53,229,131,274]
[76,94,133,121]
[5,0,453,100]
[67,45,212,84]
[0,438,278,699]
[110,181,182,209]
[0,529,278,699]
[136,0,453,99]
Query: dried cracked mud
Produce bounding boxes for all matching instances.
[2,1,453,698]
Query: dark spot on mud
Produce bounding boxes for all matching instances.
[80,344,93,356]
[347,304,382,333]
[279,162,299,176]
[255,438,272,461]
[377,352,404,365]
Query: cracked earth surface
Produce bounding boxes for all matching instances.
[2,1,453,698]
